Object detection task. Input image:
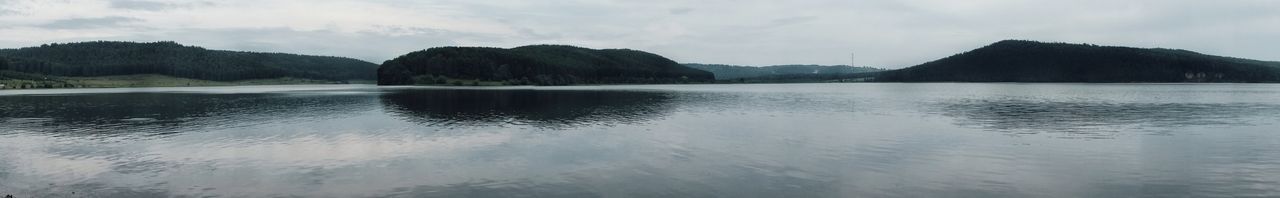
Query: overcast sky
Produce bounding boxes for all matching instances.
[1,0,1277,68]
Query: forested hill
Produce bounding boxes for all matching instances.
[377,45,714,86]
[0,41,378,81]
[876,40,1280,82]
[684,63,884,80]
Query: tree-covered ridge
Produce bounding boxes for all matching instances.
[377,45,714,85]
[684,63,884,80]
[876,40,1280,82]
[0,41,378,81]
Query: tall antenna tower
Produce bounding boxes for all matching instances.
[850,52,856,67]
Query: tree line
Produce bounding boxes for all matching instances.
[876,40,1280,83]
[0,41,378,81]
[684,63,884,80]
[378,45,714,86]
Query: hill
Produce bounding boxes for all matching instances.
[377,45,714,86]
[685,63,884,80]
[876,40,1280,82]
[725,72,883,83]
[0,41,378,84]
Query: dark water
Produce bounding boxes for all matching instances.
[1,84,1279,197]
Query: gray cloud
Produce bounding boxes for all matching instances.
[766,16,818,27]
[669,8,693,15]
[0,26,459,63]
[0,0,22,15]
[1,0,1279,68]
[135,27,494,63]
[110,0,214,11]
[37,16,143,29]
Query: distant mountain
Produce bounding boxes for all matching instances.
[876,40,1280,82]
[0,41,378,82]
[684,63,885,80]
[377,45,714,86]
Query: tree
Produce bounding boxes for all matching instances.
[876,40,1280,83]
[683,63,883,80]
[376,45,714,86]
[0,41,379,81]
[0,40,376,81]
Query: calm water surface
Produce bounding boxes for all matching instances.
[1,84,1279,197]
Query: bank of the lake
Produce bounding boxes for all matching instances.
[0,41,379,90]
[0,72,357,89]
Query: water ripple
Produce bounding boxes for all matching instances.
[936,98,1280,138]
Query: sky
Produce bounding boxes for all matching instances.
[0,0,1277,68]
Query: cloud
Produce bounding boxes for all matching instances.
[0,0,23,15]
[0,0,1278,68]
[766,16,818,27]
[137,27,490,63]
[109,0,214,11]
[110,0,172,11]
[668,8,693,15]
[36,16,143,29]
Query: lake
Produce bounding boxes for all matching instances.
[1,84,1279,197]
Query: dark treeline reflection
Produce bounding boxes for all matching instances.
[0,92,379,136]
[379,89,678,129]
[938,99,1280,138]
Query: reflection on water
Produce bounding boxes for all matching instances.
[380,89,676,129]
[1,84,1279,197]
[0,91,380,137]
[939,99,1280,138]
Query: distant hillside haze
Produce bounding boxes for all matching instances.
[685,63,885,80]
[877,40,1280,82]
[0,41,379,81]
[377,45,714,86]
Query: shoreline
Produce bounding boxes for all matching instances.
[0,73,372,90]
[6,77,1276,91]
